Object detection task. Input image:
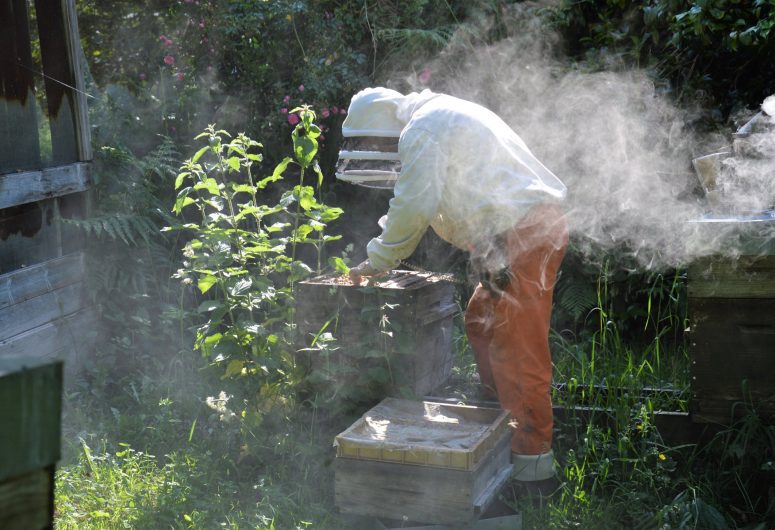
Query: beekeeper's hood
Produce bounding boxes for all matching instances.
[342,87,440,137]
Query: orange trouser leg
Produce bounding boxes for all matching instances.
[464,204,568,455]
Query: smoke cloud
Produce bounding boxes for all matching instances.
[388,3,775,270]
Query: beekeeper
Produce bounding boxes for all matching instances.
[344,87,568,486]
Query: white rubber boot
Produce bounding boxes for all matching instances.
[511,450,555,481]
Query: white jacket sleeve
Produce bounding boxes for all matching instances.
[366,128,444,271]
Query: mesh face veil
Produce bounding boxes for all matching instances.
[337,88,407,190]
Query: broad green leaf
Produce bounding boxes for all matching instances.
[266,221,290,233]
[307,219,325,232]
[175,171,190,190]
[320,206,344,222]
[293,136,317,168]
[198,274,218,294]
[200,332,222,357]
[329,256,350,275]
[296,185,317,210]
[231,184,255,194]
[194,177,220,195]
[259,157,292,188]
[223,359,244,378]
[226,156,241,171]
[229,277,252,296]
[173,196,196,214]
[191,145,210,164]
[294,224,314,240]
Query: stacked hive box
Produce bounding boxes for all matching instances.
[334,398,513,525]
[688,236,775,423]
[296,271,457,401]
[0,356,62,529]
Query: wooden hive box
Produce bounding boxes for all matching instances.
[334,398,512,525]
[296,271,457,401]
[688,255,775,423]
[0,356,62,530]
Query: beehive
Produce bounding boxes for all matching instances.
[688,249,775,423]
[0,356,62,530]
[296,271,457,401]
[334,398,512,525]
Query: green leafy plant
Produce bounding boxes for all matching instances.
[166,108,344,425]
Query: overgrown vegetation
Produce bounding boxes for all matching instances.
[53,1,775,528]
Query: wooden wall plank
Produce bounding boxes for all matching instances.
[0,307,96,371]
[0,252,83,310]
[0,163,90,210]
[0,281,85,340]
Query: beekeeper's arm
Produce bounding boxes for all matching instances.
[352,128,444,277]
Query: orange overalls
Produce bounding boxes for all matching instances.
[464,203,568,455]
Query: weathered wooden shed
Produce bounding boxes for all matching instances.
[1,1,91,527]
[1,0,93,367]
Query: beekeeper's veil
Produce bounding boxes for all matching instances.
[337,88,438,188]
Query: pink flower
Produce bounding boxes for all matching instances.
[283,95,291,104]
[331,106,338,114]
[176,72,185,81]
[320,134,326,142]
[164,55,175,65]
[339,108,347,115]
[322,109,330,118]
[287,113,300,125]
[418,67,431,85]
[160,35,172,46]
[298,84,305,92]
[139,73,146,81]
[280,108,288,114]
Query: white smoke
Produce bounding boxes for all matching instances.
[388,2,775,269]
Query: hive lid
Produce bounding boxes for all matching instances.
[334,398,510,471]
[300,270,455,289]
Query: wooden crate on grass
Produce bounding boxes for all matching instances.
[688,255,775,423]
[334,398,513,526]
[0,356,62,530]
[296,271,457,400]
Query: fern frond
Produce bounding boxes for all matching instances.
[556,280,598,321]
[63,213,159,246]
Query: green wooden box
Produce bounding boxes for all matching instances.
[688,255,775,423]
[0,356,62,530]
[334,398,513,525]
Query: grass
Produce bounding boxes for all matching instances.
[54,266,775,529]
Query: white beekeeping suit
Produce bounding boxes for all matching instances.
[342,87,566,273]
[343,87,570,488]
